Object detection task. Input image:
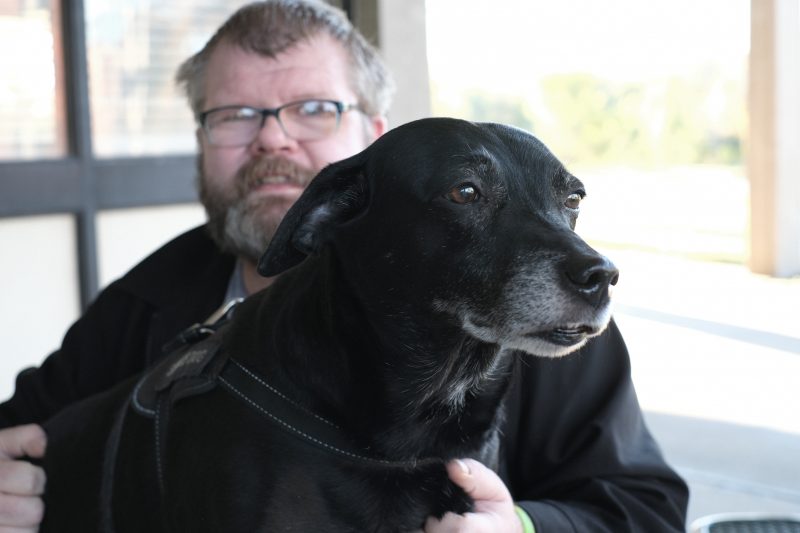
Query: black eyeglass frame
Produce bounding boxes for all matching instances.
[197,99,361,145]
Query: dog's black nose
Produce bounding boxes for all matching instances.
[564,255,619,306]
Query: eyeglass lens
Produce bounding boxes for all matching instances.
[204,100,344,146]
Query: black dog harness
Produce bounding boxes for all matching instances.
[99,299,240,532]
[100,299,441,532]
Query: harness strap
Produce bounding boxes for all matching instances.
[132,299,240,417]
[217,358,445,470]
[101,299,241,530]
[99,396,131,533]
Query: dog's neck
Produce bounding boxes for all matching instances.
[231,252,514,462]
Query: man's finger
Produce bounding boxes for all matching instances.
[445,459,510,504]
[0,493,44,528]
[0,462,45,496]
[0,426,46,461]
[424,511,465,533]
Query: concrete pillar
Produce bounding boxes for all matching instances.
[349,0,431,127]
[748,0,800,277]
[375,0,431,127]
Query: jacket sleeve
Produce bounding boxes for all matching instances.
[503,320,689,532]
[0,282,155,428]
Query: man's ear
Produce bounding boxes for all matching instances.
[368,115,388,141]
[257,155,368,277]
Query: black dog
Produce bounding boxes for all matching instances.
[42,118,617,532]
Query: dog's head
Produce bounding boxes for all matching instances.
[259,118,617,358]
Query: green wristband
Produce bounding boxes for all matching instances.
[514,505,536,533]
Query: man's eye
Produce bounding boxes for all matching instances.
[446,183,480,204]
[210,108,257,126]
[297,100,336,117]
[229,109,258,120]
[565,192,584,210]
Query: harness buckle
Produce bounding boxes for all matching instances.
[161,297,243,354]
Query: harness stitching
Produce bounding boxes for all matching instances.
[218,376,387,464]
[231,359,340,429]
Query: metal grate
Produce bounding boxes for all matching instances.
[709,521,800,533]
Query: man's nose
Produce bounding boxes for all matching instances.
[250,115,298,154]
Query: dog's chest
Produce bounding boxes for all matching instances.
[159,382,473,532]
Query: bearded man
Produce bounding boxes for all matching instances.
[0,1,391,529]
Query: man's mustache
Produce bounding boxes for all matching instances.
[238,156,317,193]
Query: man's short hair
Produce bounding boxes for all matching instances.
[176,0,395,118]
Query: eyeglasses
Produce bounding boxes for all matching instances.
[198,99,361,147]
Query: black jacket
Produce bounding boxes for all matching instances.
[503,329,688,530]
[1,225,688,531]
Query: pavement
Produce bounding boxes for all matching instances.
[571,164,800,529]
[590,247,800,529]
[645,412,800,526]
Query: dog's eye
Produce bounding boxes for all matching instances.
[565,192,584,210]
[446,183,479,204]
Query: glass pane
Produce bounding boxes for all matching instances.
[97,204,205,288]
[0,215,80,400]
[85,0,254,157]
[0,2,65,159]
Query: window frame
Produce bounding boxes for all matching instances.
[0,0,198,309]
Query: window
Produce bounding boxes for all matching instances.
[0,2,65,159]
[0,0,266,396]
[85,0,253,156]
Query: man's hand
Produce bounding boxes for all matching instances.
[0,424,46,532]
[424,459,523,533]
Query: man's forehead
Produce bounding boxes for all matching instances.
[208,38,340,77]
[203,36,356,107]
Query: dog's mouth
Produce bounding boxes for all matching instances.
[529,325,599,347]
[451,298,613,357]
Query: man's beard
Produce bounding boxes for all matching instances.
[198,154,317,263]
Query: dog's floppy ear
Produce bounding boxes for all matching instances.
[257,156,368,277]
